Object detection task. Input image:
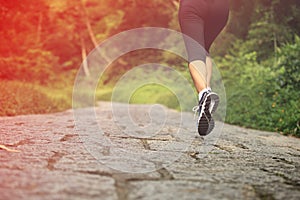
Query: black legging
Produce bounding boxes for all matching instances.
[178,0,229,63]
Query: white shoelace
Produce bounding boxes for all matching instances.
[192,105,200,120]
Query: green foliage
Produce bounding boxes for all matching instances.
[249,0,299,60]
[95,88,113,102]
[276,35,300,90]
[0,81,72,116]
[96,66,194,112]
[218,36,300,136]
[227,0,255,39]
[0,49,59,84]
[129,84,180,110]
[214,0,300,136]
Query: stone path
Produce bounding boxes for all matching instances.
[0,102,299,200]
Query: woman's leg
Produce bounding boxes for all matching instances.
[179,0,229,92]
[206,56,213,89]
[189,60,207,92]
[178,0,229,136]
[204,0,230,54]
[178,0,208,93]
[204,0,229,90]
[179,0,212,135]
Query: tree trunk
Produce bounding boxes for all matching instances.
[80,35,90,77]
[80,0,110,62]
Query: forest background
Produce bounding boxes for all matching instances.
[0,0,299,136]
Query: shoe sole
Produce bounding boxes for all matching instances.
[198,95,212,136]
[206,118,215,135]
[197,92,219,136]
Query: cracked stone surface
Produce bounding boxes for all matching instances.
[0,102,299,200]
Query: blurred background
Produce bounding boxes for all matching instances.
[0,0,299,136]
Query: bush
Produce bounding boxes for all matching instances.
[0,49,59,84]
[218,37,300,136]
[276,35,300,90]
[0,80,72,116]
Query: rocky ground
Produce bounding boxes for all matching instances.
[0,102,299,200]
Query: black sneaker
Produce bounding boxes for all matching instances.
[193,91,219,136]
[193,91,212,136]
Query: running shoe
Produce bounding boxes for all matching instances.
[193,90,219,136]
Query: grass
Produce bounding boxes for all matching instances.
[95,82,195,112]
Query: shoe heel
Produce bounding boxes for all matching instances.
[209,93,219,114]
